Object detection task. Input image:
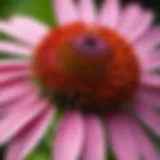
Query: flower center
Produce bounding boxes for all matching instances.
[33,23,140,114]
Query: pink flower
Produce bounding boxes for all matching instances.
[0,0,160,160]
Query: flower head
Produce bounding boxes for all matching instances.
[0,0,160,160]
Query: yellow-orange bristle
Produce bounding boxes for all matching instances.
[33,22,140,113]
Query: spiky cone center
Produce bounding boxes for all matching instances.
[33,22,140,114]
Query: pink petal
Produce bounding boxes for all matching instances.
[0,82,33,105]
[0,85,36,111]
[142,51,160,71]
[140,73,160,87]
[134,27,160,55]
[127,117,158,160]
[98,0,120,28]
[53,0,79,25]
[128,10,154,41]
[0,92,36,143]
[54,110,84,160]
[82,115,105,160]
[136,88,160,109]
[133,101,160,135]
[0,60,29,72]
[0,41,31,56]
[0,70,29,87]
[5,106,53,160]
[107,115,139,160]
[10,16,49,46]
[0,95,48,145]
[117,4,141,37]
[0,16,48,46]
[79,0,96,23]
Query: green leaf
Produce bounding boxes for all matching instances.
[11,0,56,26]
[0,0,56,26]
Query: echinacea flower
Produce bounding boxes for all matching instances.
[0,0,160,160]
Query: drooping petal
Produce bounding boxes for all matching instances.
[0,85,35,111]
[127,117,158,160]
[142,51,160,71]
[10,16,49,46]
[53,0,79,25]
[140,73,160,87]
[128,10,154,41]
[82,115,105,160]
[0,60,29,72]
[133,101,160,135]
[0,41,32,57]
[0,16,48,46]
[117,4,141,37]
[107,115,139,160]
[98,0,120,28]
[0,70,29,87]
[136,88,160,109]
[0,94,48,145]
[0,82,32,105]
[134,27,160,56]
[5,106,54,160]
[54,110,84,160]
[79,0,96,23]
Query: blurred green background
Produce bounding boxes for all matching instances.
[0,0,160,159]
